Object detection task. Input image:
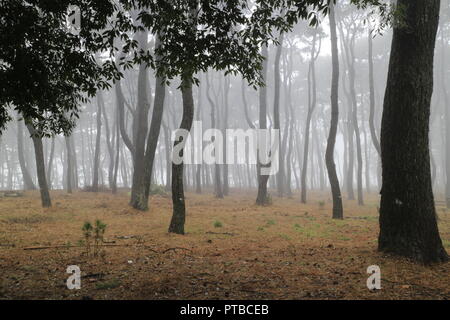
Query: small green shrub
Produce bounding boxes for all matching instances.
[82,220,107,257]
[213,220,223,228]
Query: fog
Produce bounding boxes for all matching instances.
[0,1,448,203]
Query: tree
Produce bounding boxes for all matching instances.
[17,119,37,190]
[378,0,448,264]
[300,28,320,204]
[26,123,51,207]
[0,1,118,206]
[273,33,285,197]
[92,91,104,192]
[256,45,271,205]
[326,2,344,219]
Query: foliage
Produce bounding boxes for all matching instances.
[106,0,338,87]
[0,0,389,136]
[0,0,120,136]
[81,219,107,257]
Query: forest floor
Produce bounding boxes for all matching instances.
[0,189,449,300]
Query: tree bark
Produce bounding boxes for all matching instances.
[368,28,381,157]
[130,34,166,210]
[256,45,270,205]
[26,123,51,207]
[169,76,194,235]
[301,32,318,204]
[92,91,103,192]
[326,2,344,220]
[206,73,223,198]
[379,0,448,264]
[274,33,285,197]
[17,119,36,190]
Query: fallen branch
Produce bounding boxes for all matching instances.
[23,244,131,250]
[23,244,192,255]
[205,231,237,236]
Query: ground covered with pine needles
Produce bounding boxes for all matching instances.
[0,190,449,300]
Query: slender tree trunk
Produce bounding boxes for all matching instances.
[116,78,135,158]
[274,33,285,197]
[65,136,73,193]
[301,32,317,204]
[26,123,51,207]
[92,92,103,191]
[195,77,203,194]
[17,119,36,190]
[256,45,270,205]
[222,76,230,196]
[169,76,194,235]
[206,73,223,198]
[379,0,448,264]
[46,136,55,189]
[326,2,344,219]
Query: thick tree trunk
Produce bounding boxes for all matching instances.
[326,2,344,220]
[27,123,51,207]
[130,31,152,209]
[130,34,166,210]
[379,0,448,264]
[169,77,194,235]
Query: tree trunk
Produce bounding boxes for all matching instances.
[17,119,36,190]
[256,45,270,205]
[65,136,73,193]
[326,2,344,220]
[92,91,103,192]
[274,33,285,197]
[301,32,317,204]
[378,0,448,264]
[169,76,194,235]
[130,34,166,210]
[206,73,223,198]
[222,76,230,196]
[46,136,55,189]
[27,123,51,207]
